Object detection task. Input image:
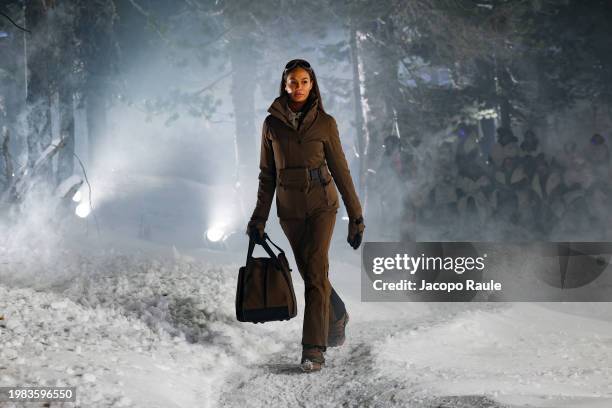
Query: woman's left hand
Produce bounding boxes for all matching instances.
[347,216,365,250]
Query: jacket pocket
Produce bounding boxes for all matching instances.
[324,180,339,207]
[276,167,308,219]
[319,164,332,185]
[318,165,338,207]
[276,188,307,219]
[278,167,310,192]
[306,179,339,214]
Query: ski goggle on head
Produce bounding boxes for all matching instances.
[284,59,312,73]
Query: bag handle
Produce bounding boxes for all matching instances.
[264,234,285,255]
[246,233,285,265]
[246,238,257,265]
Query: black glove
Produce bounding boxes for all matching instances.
[347,216,365,250]
[246,218,266,244]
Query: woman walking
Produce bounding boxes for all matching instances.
[246,59,365,372]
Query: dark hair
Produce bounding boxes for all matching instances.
[279,59,325,112]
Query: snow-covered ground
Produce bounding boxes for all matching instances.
[376,304,612,408]
[0,237,291,408]
[2,185,612,407]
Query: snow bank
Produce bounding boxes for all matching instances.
[1,285,230,407]
[375,303,612,407]
[0,222,301,407]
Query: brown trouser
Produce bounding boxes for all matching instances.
[280,209,344,348]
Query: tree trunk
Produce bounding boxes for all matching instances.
[352,18,399,231]
[25,0,53,181]
[499,96,511,130]
[0,5,27,196]
[1,113,12,193]
[496,64,513,130]
[50,0,77,185]
[229,40,257,169]
[349,19,367,200]
[85,89,106,170]
[76,0,117,171]
[227,9,257,221]
[57,84,75,183]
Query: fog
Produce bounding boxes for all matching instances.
[2,1,610,254]
[2,2,612,406]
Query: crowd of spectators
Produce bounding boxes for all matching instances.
[373,126,611,241]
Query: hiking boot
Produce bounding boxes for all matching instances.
[327,311,349,347]
[300,346,325,373]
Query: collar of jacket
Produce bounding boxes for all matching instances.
[267,93,319,133]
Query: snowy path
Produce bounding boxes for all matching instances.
[216,309,511,408]
[217,300,612,408]
[2,235,612,407]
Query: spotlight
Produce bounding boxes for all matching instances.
[72,190,82,202]
[206,226,225,242]
[75,202,91,218]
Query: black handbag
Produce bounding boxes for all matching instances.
[235,234,297,323]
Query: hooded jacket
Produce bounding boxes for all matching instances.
[250,93,362,221]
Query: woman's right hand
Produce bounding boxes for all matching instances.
[246,218,266,244]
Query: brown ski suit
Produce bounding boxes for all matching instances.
[250,93,362,347]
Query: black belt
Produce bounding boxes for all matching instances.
[309,165,328,184]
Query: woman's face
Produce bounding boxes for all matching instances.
[284,67,313,103]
